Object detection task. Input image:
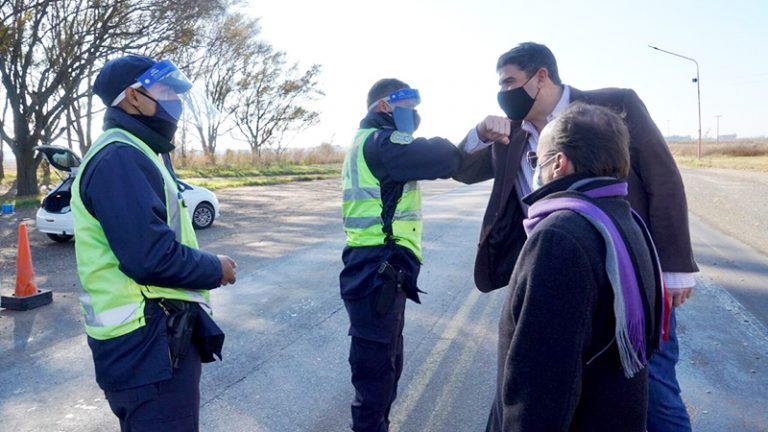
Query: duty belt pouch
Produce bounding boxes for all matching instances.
[193,308,225,363]
[159,299,198,369]
[374,261,405,316]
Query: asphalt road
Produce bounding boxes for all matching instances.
[0,170,766,431]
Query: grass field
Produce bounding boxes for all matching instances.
[176,163,339,180]
[175,162,341,190]
[1,161,342,207]
[2,139,767,207]
[1,142,346,204]
[674,155,768,171]
[0,163,341,208]
[669,139,768,172]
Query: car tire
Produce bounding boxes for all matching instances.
[47,233,73,243]
[192,202,215,229]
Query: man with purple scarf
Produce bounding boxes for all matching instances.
[457,43,697,432]
[489,103,664,431]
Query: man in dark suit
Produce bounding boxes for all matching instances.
[454,42,698,432]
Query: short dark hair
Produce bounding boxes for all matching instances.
[367,78,409,108]
[496,42,562,85]
[546,103,630,178]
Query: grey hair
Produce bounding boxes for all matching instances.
[547,102,630,178]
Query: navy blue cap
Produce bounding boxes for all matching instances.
[93,55,157,107]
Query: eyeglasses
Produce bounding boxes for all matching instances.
[526,151,558,170]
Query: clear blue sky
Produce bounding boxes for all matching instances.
[246,0,768,149]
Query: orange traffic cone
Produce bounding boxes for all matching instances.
[1,223,52,311]
[15,223,38,296]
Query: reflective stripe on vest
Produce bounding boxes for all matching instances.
[341,128,423,261]
[71,128,211,340]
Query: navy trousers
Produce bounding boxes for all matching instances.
[647,308,692,432]
[104,345,202,432]
[345,291,407,432]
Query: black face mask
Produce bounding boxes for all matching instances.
[133,91,180,142]
[131,114,178,142]
[497,76,538,120]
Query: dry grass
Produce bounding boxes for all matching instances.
[183,174,339,191]
[0,144,346,198]
[174,164,340,180]
[174,143,345,169]
[669,139,768,172]
[171,144,345,190]
[668,139,768,157]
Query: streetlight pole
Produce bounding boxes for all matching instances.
[649,45,702,159]
[714,114,722,145]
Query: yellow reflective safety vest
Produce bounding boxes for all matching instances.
[71,128,211,341]
[341,128,423,261]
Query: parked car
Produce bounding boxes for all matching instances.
[35,145,220,243]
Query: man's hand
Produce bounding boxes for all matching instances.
[669,286,693,307]
[218,255,237,286]
[477,115,512,145]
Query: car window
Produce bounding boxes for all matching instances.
[53,151,80,168]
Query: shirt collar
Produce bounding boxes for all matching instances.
[522,84,571,136]
[360,111,395,130]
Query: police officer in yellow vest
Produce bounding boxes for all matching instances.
[340,79,461,431]
[72,55,237,431]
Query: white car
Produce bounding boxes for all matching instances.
[35,145,220,243]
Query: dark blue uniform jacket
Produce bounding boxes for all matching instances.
[79,107,222,391]
[339,112,460,302]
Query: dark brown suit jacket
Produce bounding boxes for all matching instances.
[454,87,699,292]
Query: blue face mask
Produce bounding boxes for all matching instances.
[156,99,183,123]
[134,91,180,142]
[392,106,421,133]
[139,90,183,123]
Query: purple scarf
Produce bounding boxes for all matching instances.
[523,181,660,378]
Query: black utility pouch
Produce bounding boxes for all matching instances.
[374,261,405,316]
[159,299,198,369]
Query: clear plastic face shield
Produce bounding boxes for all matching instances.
[111,59,217,128]
[370,88,421,133]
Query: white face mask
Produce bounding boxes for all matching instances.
[532,163,544,190]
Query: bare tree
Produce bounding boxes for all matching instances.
[65,61,101,155]
[181,12,264,162]
[0,86,8,182]
[0,0,226,196]
[234,46,323,158]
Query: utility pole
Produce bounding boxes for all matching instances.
[714,114,723,145]
[649,45,702,159]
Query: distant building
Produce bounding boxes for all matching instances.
[666,135,693,141]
